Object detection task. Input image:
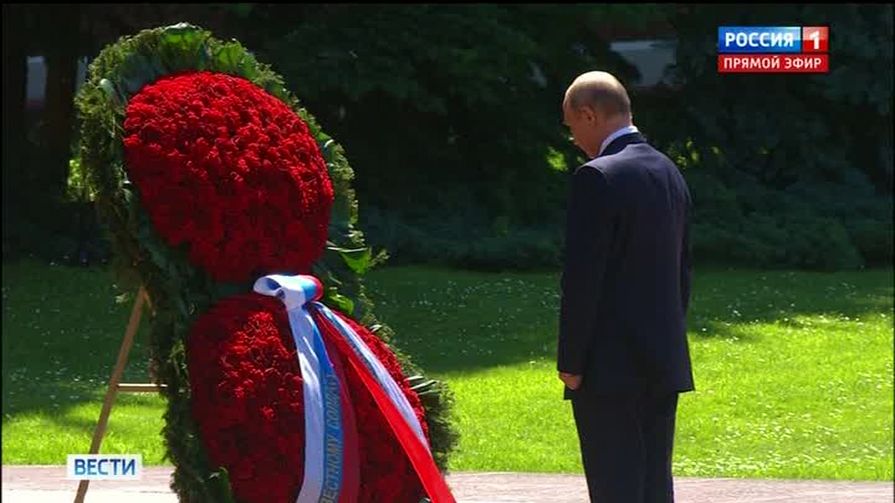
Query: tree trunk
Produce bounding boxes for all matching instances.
[2,4,27,234]
[42,4,81,206]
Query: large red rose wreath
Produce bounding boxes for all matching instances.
[122,71,333,283]
[121,70,439,502]
[187,294,429,503]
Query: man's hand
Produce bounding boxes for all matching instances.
[559,372,583,390]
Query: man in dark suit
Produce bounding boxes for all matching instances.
[557,71,695,503]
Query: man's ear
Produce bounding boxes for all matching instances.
[581,105,598,126]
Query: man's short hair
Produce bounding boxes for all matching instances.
[567,75,632,118]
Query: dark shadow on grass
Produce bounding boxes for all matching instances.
[3,259,162,420]
[3,260,892,412]
[2,380,165,432]
[1,363,164,427]
[2,379,169,466]
[365,266,894,374]
[685,268,893,341]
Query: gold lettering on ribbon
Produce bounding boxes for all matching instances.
[320,371,343,503]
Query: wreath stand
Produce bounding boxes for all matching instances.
[74,287,167,503]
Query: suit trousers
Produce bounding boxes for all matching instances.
[571,390,679,503]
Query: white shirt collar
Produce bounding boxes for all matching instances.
[598,125,639,156]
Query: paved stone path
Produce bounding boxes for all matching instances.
[2,466,892,502]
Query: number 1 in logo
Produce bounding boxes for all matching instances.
[802,27,829,53]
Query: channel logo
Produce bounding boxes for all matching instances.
[67,454,142,480]
[717,26,829,74]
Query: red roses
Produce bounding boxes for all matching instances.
[187,294,429,503]
[122,71,333,283]
[125,70,431,503]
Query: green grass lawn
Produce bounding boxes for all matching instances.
[2,259,892,480]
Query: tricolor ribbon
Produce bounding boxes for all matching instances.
[254,274,455,503]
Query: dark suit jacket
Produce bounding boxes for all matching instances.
[558,132,694,399]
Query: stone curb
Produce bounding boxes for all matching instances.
[2,466,892,502]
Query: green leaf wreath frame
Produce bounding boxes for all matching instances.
[75,22,457,501]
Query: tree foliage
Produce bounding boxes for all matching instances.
[6,4,893,270]
[221,5,639,268]
[659,4,893,269]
